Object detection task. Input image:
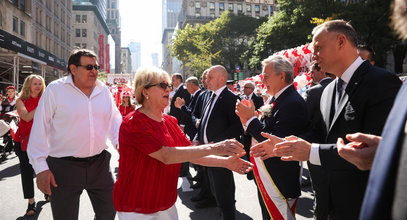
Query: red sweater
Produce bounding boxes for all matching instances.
[17,96,40,151]
[113,110,191,213]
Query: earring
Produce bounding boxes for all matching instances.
[146,96,149,100]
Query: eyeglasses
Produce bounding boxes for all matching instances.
[145,82,171,90]
[77,64,100,71]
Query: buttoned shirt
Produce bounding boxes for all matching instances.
[27,75,122,174]
[310,56,364,165]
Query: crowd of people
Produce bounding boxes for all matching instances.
[3,1,407,220]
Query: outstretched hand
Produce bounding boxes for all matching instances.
[212,139,246,157]
[225,156,254,175]
[273,136,311,161]
[250,132,284,160]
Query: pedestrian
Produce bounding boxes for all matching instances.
[118,92,134,117]
[27,49,122,220]
[113,67,252,220]
[14,74,46,216]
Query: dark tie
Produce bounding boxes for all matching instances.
[269,96,276,104]
[198,93,216,143]
[336,78,344,105]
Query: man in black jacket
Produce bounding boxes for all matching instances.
[169,73,191,125]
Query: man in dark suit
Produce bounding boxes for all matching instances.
[338,2,407,218]
[302,62,335,220]
[195,65,243,220]
[169,73,191,125]
[175,76,202,141]
[236,55,310,220]
[268,20,401,220]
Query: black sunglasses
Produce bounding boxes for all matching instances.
[77,64,100,71]
[145,82,171,90]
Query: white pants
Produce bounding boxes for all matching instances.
[117,205,178,220]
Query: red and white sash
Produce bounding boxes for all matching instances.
[251,155,298,220]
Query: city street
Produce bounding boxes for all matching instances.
[0,145,314,220]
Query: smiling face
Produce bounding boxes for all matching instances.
[30,77,43,97]
[6,88,15,99]
[69,56,98,92]
[144,78,171,112]
[261,63,285,96]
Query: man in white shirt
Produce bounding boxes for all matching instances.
[27,49,122,220]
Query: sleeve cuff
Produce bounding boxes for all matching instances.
[309,143,321,166]
[245,116,257,127]
[33,161,50,175]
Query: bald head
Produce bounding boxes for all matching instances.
[206,65,228,91]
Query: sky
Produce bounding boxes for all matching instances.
[120,0,162,67]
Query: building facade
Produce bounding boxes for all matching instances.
[106,0,121,73]
[120,47,131,74]
[162,0,182,74]
[128,41,141,73]
[72,2,111,73]
[0,0,72,90]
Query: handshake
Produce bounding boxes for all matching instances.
[250,132,380,171]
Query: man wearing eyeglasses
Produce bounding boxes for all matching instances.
[27,49,122,220]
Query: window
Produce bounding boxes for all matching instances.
[209,2,215,10]
[82,29,87,37]
[210,13,215,18]
[228,3,233,11]
[269,6,273,15]
[246,4,251,12]
[75,43,81,48]
[82,15,87,23]
[255,5,260,13]
[82,43,87,49]
[195,2,201,9]
[75,29,80,37]
[219,3,225,11]
[13,17,18,32]
[195,13,201,18]
[20,20,25,36]
[107,0,110,7]
[75,14,80,23]
[0,11,2,28]
[112,2,116,9]
[237,4,242,12]
[19,0,26,11]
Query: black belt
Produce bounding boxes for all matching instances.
[51,150,106,162]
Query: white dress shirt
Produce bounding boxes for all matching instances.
[203,85,226,144]
[27,75,122,174]
[309,56,364,165]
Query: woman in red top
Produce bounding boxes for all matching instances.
[118,92,135,117]
[14,74,46,216]
[113,67,253,220]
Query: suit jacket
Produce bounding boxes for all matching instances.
[169,84,191,125]
[247,84,311,198]
[315,61,402,220]
[197,87,243,144]
[180,89,202,140]
[359,82,407,220]
[240,93,264,154]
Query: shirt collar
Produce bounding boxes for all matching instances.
[213,85,226,96]
[63,74,103,97]
[273,84,292,100]
[192,89,199,96]
[341,56,364,85]
[174,83,182,90]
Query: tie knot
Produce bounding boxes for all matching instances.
[270,96,276,104]
[337,78,344,92]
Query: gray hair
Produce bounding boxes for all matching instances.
[261,55,294,84]
[244,81,255,89]
[186,76,199,87]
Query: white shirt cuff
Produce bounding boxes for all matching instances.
[245,116,257,127]
[33,161,50,175]
[309,143,321,166]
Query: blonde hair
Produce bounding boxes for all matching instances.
[120,95,134,108]
[134,67,170,104]
[18,74,46,100]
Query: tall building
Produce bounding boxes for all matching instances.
[179,0,276,28]
[162,0,182,73]
[151,53,159,67]
[0,0,71,89]
[72,0,111,73]
[120,47,131,74]
[106,0,121,74]
[128,42,141,73]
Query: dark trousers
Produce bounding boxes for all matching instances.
[197,166,215,200]
[47,150,116,220]
[14,142,35,199]
[208,167,236,220]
